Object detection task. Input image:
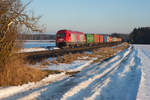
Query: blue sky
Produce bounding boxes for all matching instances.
[28,0,150,34]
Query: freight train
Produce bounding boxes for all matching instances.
[56,30,122,48]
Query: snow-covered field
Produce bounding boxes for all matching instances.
[23,41,56,48]
[41,57,97,72]
[19,41,58,53]
[0,45,150,100]
[19,47,59,53]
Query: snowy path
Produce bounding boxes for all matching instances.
[1,45,150,100]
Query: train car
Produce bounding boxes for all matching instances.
[111,37,115,42]
[103,35,107,43]
[107,36,111,43]
[85,34,94,44]
[56,30,86,48]
[117,38,122,42]
[94,34,100,44]
[99,35,104,43]
[109,36,112,42]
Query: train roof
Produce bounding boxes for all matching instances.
[85,33,111,36]
[57,30,111,36]
[57,29,82,33]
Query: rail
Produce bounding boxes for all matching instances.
[19,42,121,63]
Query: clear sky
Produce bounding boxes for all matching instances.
[28,0,150,34]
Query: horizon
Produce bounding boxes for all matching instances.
[28,0,150,34]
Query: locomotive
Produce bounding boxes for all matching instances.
[56,29,122,48]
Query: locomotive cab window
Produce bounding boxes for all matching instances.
[57,33,66,38]
[69,33,71,37]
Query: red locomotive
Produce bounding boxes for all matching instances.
[56,29,122,48]
[56,30,86,48]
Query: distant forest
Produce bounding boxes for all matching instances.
[111,33,129,42]
[17,34,56,40]
[129,27,150,44]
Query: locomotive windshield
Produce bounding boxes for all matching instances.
[57,33,66,38]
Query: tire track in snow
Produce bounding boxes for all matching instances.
[61,47,132,100]
[93,47,141,100]
[118,48,135,78]
[82,47,134,100]
[77,55,120,81]
[36,51,126,100]
[76,48,128,83]
[83,78,111,100]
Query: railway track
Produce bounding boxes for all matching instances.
[20,42,121,62]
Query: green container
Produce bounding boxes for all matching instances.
[104,36,107,42]
[86,34,94,43]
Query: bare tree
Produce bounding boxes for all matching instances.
[0,0,46,86]
[0,0,43,67]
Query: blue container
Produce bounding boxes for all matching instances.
[103,36,107,42]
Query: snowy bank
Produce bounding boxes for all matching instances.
[0,73,68,100]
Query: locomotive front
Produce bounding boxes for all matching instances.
[56,30,67,48]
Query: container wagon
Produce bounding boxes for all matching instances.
[85,34,94,45]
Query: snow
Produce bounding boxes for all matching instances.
[61,46,132,100]
[83,78,111,100]
[19,48,48,53]
[19,47,59,53]
[18,41,58,53]
[1,44,150,100]
[93,46,141,100]
[0,73,68,100]
[135,45,150,100]
[23,41,56,48]
[44,58,97,72]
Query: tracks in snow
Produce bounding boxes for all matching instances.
[60,46,132,100]
[2,46,142,100]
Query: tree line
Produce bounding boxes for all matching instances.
[17,34,56,40]
[110,27,150,44]
[129,27,150,44]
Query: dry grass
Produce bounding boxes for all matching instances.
[45,70,63,74]
[0,55,48,86]
[92,42,129,63]
[65,71,80,76]
[0,0,48,86]
[50,42,129,65]
[40,60,51,66]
